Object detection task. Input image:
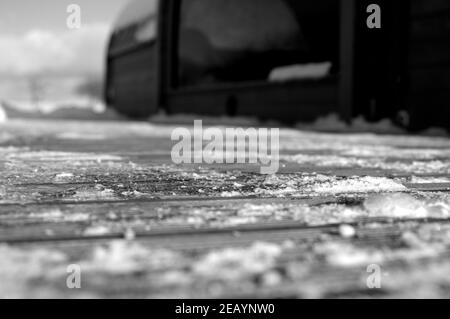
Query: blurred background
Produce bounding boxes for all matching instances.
[0,0,128,119]
[0,0,448,133]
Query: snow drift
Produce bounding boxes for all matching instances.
[0,102,7,123]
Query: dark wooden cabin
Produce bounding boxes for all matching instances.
[105,0,450,130]
[406,0,450,130]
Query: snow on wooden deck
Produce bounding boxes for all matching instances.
[0,118,449,298]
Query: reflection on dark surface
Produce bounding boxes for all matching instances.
[106,0,160,117]
[178,0,339,87]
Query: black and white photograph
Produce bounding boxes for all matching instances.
[0,0,449,305]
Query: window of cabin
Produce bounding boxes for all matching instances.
[176,0,340,88]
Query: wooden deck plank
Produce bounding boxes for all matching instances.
[2,219,450,298]
[0,119,449,298]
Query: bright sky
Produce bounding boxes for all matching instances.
[0,0,128,34]
[0,0,130,101]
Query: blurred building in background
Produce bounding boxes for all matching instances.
[106,0,450,131]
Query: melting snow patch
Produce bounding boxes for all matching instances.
[365,194,429,218]
[315,242,384,267]
[250,174,406,197]
[29,208,64,221]
[57,132,108,140]
[315,237,444,268]
[0,245,67,298]
[64,213,91,222]
[339,224,356,238]
[121,190,147,198]
[312,177,406,194]
[286,153,450,174]
[54,173,74,182]
[7,151,123,162]
[220,191,243,198]
[410,176,450,184]
[83,225,111,236]
[75,188,116,201]
[80,241,182,275]
[24,209,89,223]
[192,242,283,281]
[296,113,405,134]
[364,194,450,219]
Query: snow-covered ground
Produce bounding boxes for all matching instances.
[150,111,448,136]
[0,117,449,298]
[1,98,122,121]
[297,113,448,135]
[1,97,448,136]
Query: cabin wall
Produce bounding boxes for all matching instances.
[106,0,450,129]
[107,45,159,117]
[407,0,450,129]
[352,0,409,122]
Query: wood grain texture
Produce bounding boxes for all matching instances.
[0,118,449,298]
